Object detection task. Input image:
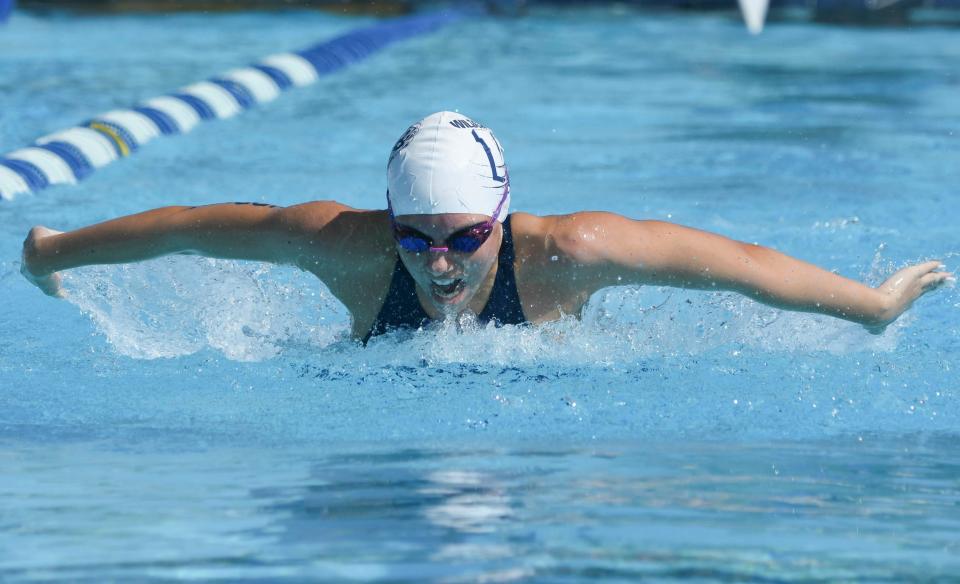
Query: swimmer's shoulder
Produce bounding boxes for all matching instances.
[281,202,392,261]
[510,211,583,267]
[511,211,638,319]
[290,203,396,333]
[510,212,603,319]
[510,210,623,265]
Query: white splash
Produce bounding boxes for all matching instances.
[65,257,348,361]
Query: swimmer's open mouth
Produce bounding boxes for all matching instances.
[431,278,464,299]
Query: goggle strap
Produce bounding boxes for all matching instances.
[489,169,510,222]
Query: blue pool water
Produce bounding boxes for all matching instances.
[2,7,959,581]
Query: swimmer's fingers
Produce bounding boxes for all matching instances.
[35,272,66,299]
[920,270,954,291]
[917,259,945,273]
[899,261,952,295]
[880,260,947,295]
[914,259,950,281]
[869,260,950,333]
[19,261,66,298]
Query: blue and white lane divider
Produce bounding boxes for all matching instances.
[0,10,466,201]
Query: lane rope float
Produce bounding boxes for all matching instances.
[0,9,466,201]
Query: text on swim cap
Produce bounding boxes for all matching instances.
[449,119,486,129]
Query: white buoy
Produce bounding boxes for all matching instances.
[223,67,281,104]
[179,82,243,120]
[259,53,319,87]
[6,147,77,185]
[97,110,163,147]
[0,165,31,201]
[37,127,120,169]
[141,97,202,134]
[738,0,770,34]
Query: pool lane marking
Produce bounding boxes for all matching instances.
[0,9,467,201]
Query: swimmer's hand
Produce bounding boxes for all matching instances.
[865,260,953,334]
[21,226,66,298]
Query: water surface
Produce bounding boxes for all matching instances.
[1,7,958,581]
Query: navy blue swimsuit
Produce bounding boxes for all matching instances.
[363,215,526,343]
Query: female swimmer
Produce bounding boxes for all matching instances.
[20,112,953,342]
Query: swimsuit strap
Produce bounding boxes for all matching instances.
[362,255,430,344]
[477,215,526,325]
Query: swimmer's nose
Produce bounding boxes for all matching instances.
[426,249,454,275]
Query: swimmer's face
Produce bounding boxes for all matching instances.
[393,213,502,315]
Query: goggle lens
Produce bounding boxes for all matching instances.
[448,225,493,253]
[393,223,494,254]
[396,233,431,253]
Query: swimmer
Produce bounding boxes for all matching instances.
[20,111,954,342]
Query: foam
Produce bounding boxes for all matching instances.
[63,258,903,365]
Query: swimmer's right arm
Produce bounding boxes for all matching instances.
[546,212,953,333]
[21,201,348,297]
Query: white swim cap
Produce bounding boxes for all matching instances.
[387,111,510,221]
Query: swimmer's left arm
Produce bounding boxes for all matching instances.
[20,201,357,297]
[553,213,953,333]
